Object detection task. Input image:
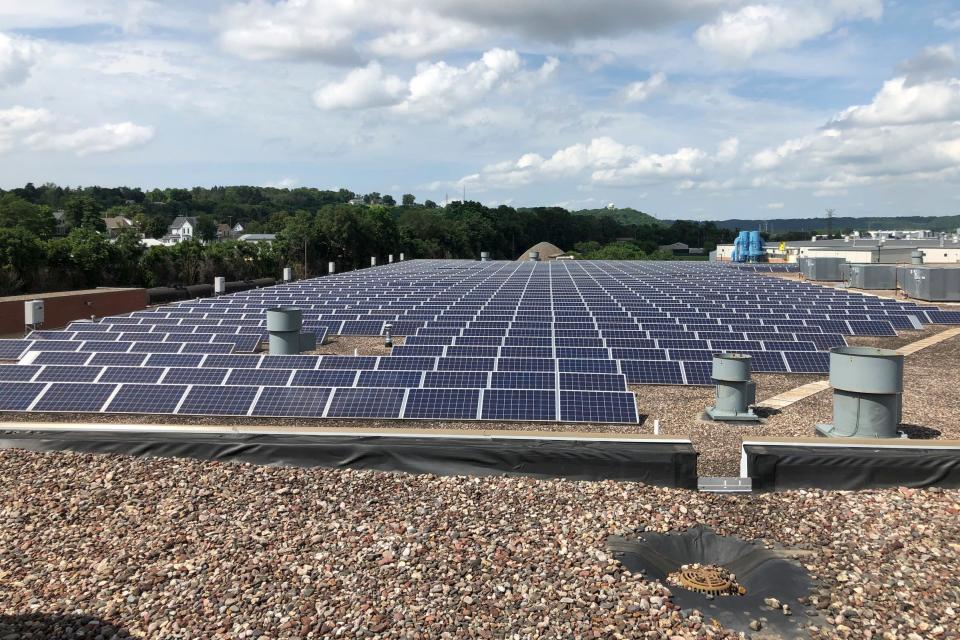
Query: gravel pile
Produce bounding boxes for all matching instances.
[0,448,957,639]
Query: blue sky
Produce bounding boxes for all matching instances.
[1,0,959,220]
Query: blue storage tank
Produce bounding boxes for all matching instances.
[732,230,751,262]
[748,230,764,261]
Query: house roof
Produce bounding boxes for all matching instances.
[169,216,198,228]
[103,216,134,230]
[518,241,566,261]
[237,233,276,242]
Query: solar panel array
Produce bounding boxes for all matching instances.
[2,259,955,424]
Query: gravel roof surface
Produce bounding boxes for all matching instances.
[0,448,957,639]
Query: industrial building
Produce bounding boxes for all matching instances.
[716,234,960,263]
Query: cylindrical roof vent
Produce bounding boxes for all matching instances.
[816,347,904,438]
[480,251,491,261]
[528,251,540,262]
[266,306,305,355]
[705,353,759,422]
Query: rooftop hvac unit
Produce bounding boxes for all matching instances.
[898,266,960,301]
[283,267,293,282]
[816,347,904,438]
[846,264,897,290]
[214,276,226,295]
[802,257,844,281]
[911,250,923,265]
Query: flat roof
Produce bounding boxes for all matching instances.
[0,287,144,303]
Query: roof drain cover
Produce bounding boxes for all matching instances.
[607,525,814,637]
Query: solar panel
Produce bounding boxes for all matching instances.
[99,366,165,384]
[422,371,489,388]
[619,360,684,385]
[436,357,495,371]
[0,382,47,410]
[784,351,830,373]
[377,356,437,371]
[145,354,204,368]
[250,387,332,417]
[177,385,259,415]
[290,370,358,387]
[202,354,262,369]
[318,355,377,370]
[162,367,229,385]
[34,366,103,383]
[87,352,148,366]
[559,373,627,391]
[559,390,638,423]
[558,359,620,374]
[390,345,445,357]
[403,388,481,420]
[105,384,187,413]
[496,358,556,372]
[491,372,555,389]
[227,368,292,386]
[32,383,116,412]
[259,355,321,369]
[356,370,424,387]
[737,351,788,373]
[480,389,556,421]
[681,361,713,385]
[325,387,406,418]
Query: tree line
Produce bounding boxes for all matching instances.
[0,183,734,295]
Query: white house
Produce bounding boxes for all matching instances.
[162,216,197,245]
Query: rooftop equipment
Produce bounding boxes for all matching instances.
[24,300,44,329]
[705,353,760,422]
[748,231,764,261]
[214,276,226,295]
[911,250,924,265]
[328,261,335,274]
[283,267,293,282]
[529,251,540,262]
[801,257,844,281]
[371,256,377,267]
[846,264,897,290]
[384,323,394,348]
[266,307,315,355]
[480,251,491,261]
[816,346,903,438]
[898,266,960,301]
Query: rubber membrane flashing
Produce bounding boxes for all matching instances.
[0,429,698,487]
[607,526,812,637]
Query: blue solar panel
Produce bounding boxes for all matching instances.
[559,373,627,391]
[422,371,488,388]
[202,354,262,368]
[144,353,204,368]
[259,355,321,369]
[0,365,40,381]
[318,355,377,370]
[784,351,830,373]
[290,370,358,387]
[681,361,713,385]
[403,388,481,420]
[162,368,228,385]
[558,359,620,374]
[619,360,684,385]
[34,365,103,383]
[737,351,788,373]
[29,340,83,352]
[499,346,553,359]
[251,387,332,417]
[105,384,187,413]
[129,341,182,353]
[610,348,667,360]
[0,382,47,410]
[180,342,239,354]
[29,352,91,366]
[559,391,638,423]
[99,366,165,384]
[32,383,116,412]
[481,389,556,421]
[377,356,437,371]
[491,372,555,389]
[847,320,896,336]
[446,346,500,358]
[794,333,847,350]
[391,345,445,357]
[177,385,258,415]
[357,370,424,387]
[436,357,495,371]
[326,387,406,418]
[496,358,555,372]
[227,368,292,386]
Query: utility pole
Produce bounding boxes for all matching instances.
[303,238,308,278]
[825,208,836,238]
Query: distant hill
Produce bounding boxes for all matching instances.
[707,215,960,234]
[574,207,661,226]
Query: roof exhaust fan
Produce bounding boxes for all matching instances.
[816,347,904,438]
[705,353,760,422]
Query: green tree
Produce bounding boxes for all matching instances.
[381,194,396,207]
[49,228,112,286]
[0,193,55,238]
[65,194,105,231]
[401,193,416,206]
[423,199,437,209]
[195,215,218,242]
[0,227,46,293]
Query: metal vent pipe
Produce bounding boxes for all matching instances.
[528,251,540,262]
[816,347,904,438]
[266,307,304,355]
[705,353,759,421]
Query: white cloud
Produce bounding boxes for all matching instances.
[624,72,666,103]
[766,201,784,208]
[829,76,960,128]
[897,44,957,86]
[314,49,557,116]
[715,137,739,160]
[26,122,155,156]
[695,0,882,62]
[0,32,37,87]
[0,106,52,153]
[313,62,406,110]
[935,12,960,31]
[264,177,298,188]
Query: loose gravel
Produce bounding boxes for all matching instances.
[0,448,957,639]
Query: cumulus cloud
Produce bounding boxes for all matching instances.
[313,62,407,110]
[897,44,957,86]
[624,72,666,103]
[26,122,155,156]
[747,68,960,191]
[695,0,882,62]
[0,107,154,156]
[313,49,557,116]
[453,135,740,191]
[0,32,37,87]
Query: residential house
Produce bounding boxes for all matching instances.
[103,216,136,238]
[162,216,198,245]
[237,233,276,243]
[348,197,365,206]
